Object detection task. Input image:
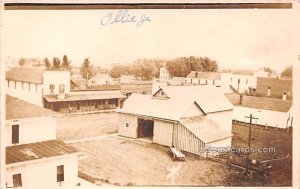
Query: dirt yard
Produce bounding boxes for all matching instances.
[72,136,228,186]
[56,112,118,141]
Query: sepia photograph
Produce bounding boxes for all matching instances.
[0,1,299,188]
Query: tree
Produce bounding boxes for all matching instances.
[44,58,51,69]
[80,58,94,80]
[165,56,218,77]
[110,64,131,78]
[52,57,61,69]
[281,66,292,78]
[19,58,27,66]
[132,59,156,80]
[61,55,71,70]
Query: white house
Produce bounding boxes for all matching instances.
[6,67,44,106]
[185,71,221,86]
[118,85,233,158]
[5,95,79,189]
[159,66,171,82]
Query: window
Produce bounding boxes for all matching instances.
[28,83,31,91]
[7,80,10,87]
[213,80,215,85]
[125,123,129,127]
[59,84,65,94]
[268,86,271,89]
[13,174,22,187]
[22,82,24,90]
[283,91,287,95]
[35,84,38,93]
[161,91,165,96]
[57,165,64,182]
[50,84,55,94]
[14,81,17,89]
[12,124,19,144]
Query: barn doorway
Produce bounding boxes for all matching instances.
[137,118,154,139]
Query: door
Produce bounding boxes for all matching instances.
[12,124,19,144]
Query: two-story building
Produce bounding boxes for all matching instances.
[6,67,125,113]
[5,95,79,189]
[159,66,171,82]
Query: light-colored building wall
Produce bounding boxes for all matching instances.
[6,154,78,189]
[207,110,232,132]
[5,117,56,146]
[186,78,221,86]
[118,113,138,138]
[43,71,71,95]
[6,80,43,107]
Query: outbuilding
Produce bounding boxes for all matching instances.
[118,85,233,158]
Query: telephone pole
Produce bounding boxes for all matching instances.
[244,114,259,174]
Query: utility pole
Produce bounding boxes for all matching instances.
[244,114,258,174]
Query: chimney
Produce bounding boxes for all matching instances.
[239,94,243,105]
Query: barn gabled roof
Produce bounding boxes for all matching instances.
[119,85,233,121]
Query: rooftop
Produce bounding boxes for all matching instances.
[186,71,221,80]
[6,67,44,83]
[6,95,58,120]
[225,93,293,112]
[6,140,77,165]
[44,91,125,102]
[119,85,233,121]
[180,116,232,143]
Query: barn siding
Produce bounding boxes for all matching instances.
[173,123,206,158]
[153,120,174,146]
[118,113,138,138]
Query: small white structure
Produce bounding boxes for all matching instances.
[88,73,113,85]
[5,95,79,189]
[6,67,44,106]
[118,85,233,158]
[159,66,171,82]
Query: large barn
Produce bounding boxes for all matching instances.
[118,85,233,158]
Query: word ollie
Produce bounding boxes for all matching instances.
[101,10,151,27]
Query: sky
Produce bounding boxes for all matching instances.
[2,6,300,72]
